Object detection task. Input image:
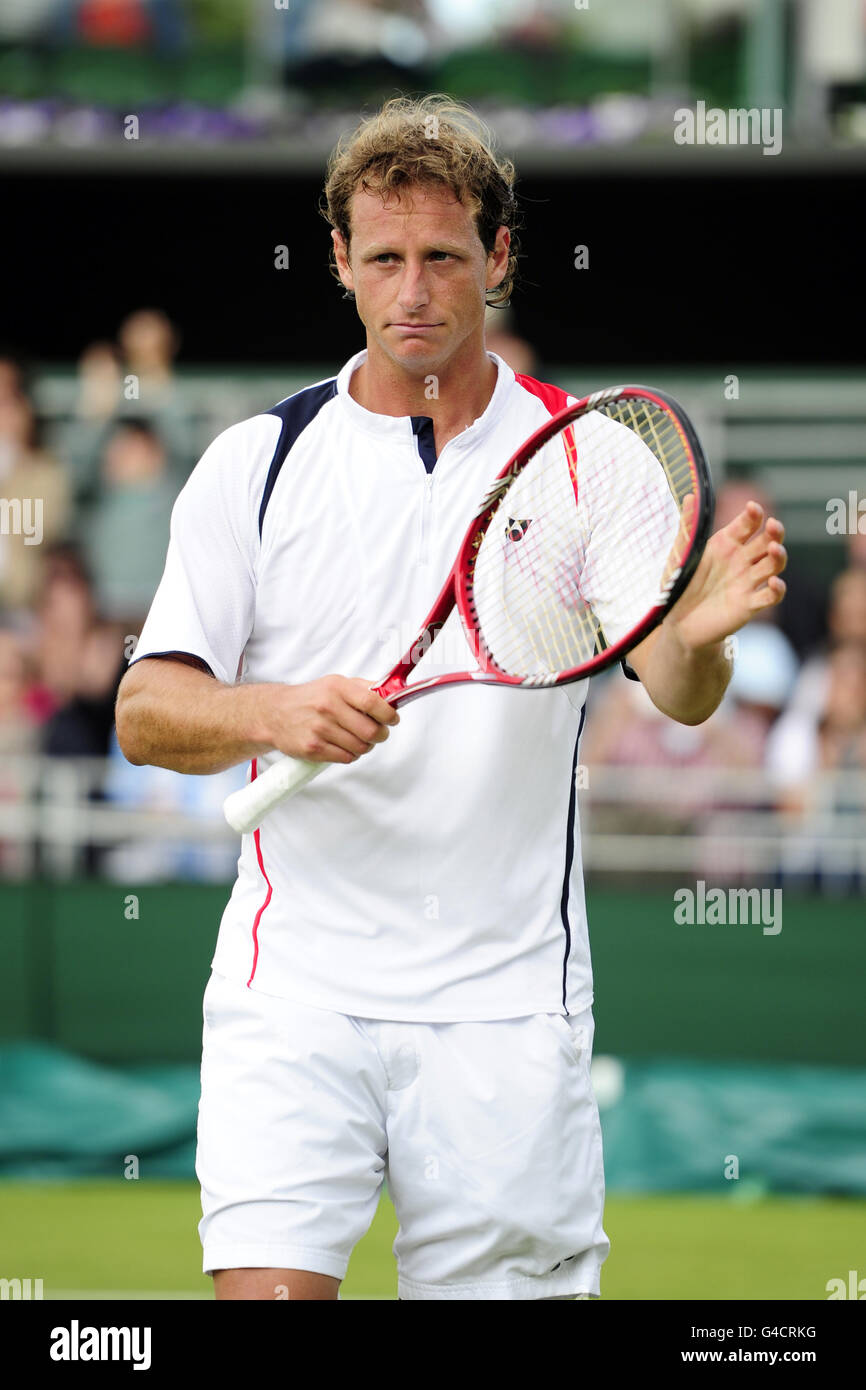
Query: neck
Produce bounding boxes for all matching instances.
[350,335,499,449]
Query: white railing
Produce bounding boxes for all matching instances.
[0,757,864,885]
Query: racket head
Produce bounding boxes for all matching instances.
[457,385,714,688]
[377,385,713,705]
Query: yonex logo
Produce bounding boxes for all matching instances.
[505,517,532,541]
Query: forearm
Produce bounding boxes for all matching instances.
[115,658,275,774]
[629,621,733,725]
[116,659,399,775]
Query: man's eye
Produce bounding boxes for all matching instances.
[375,254,396,263]
[430,252,453,261]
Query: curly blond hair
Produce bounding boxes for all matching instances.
[321,94,520,307]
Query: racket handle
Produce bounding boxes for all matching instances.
[223,755,325,834]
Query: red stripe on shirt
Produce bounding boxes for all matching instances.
[515,372,579,505]
[247,757,273,987]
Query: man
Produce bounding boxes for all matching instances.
[115,96,787,1301]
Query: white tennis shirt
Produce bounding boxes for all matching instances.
[134,349,674,1021]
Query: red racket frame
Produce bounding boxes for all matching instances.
[375,384,713,706]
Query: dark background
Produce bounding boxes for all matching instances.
[6,168,862,367]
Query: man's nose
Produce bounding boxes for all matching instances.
[396,262,430,312]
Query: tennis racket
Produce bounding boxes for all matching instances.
[224,384,713,834]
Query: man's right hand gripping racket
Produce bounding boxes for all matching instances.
[224,385,714,834]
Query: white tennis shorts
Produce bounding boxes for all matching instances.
[197,969,609,1300]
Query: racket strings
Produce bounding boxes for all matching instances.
[609,398,695,504]
[468,401,697,680]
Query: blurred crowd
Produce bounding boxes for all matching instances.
[0,309,189,763]
[583,484,866,812]
[3,1,864,161]
[0,0,576,57]
[0,309,864,883]
[581,468,866,891]
[0,309,243,879]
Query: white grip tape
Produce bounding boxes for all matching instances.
[223,756,325,834]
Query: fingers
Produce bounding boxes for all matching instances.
[274,675,401,764]
[318,679,397,758]
[747,542,788,585]
[728,506,788,583]
[307,739,365,766]
[674,492,696,558]
[725,499,765,545]
[743,516,786,564]
[337,703,393,749]
[751,574,787,610]
[345,678,401,727]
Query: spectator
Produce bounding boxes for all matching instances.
[76,341,123,423]
[54,341,124,510]
[0,628,38,758]
[53,0,188,50]
[119,308,178,403]
[581,672,768,826]
[715,477,824,662]
[725,621,798,733]
[117,309,195,486]
[787,567,866,719]
[484,304,537,375]
[848,522,866,571]
[79,420,175,626]
[27,545,124,757]
[63,313,194,507]
[767,642,866,810]
[0,354,28,404]
[283,0,436,97]
[0,627,40,873]
[0,390,70,614]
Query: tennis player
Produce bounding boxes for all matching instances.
[115,96,787,1301]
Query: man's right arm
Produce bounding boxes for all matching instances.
[115,657,399,776]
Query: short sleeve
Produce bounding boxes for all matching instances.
[131,416,278,685]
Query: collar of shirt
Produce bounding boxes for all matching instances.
[334,348,516,463]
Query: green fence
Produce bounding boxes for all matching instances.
[0,882,862,1067]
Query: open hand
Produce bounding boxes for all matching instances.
[666,498,787,652]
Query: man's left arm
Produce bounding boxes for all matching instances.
[628,500,787,726]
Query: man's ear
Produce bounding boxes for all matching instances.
[332,229,354,294]
[486,226,510,292]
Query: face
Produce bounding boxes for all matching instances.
[830,571,866,643]
[120,311,175,368]
[103,429,166,486]
[332,182,509,377]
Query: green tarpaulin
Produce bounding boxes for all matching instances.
[2,1042,864,1193]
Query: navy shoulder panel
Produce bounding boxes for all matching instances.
[258,378,338,536]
